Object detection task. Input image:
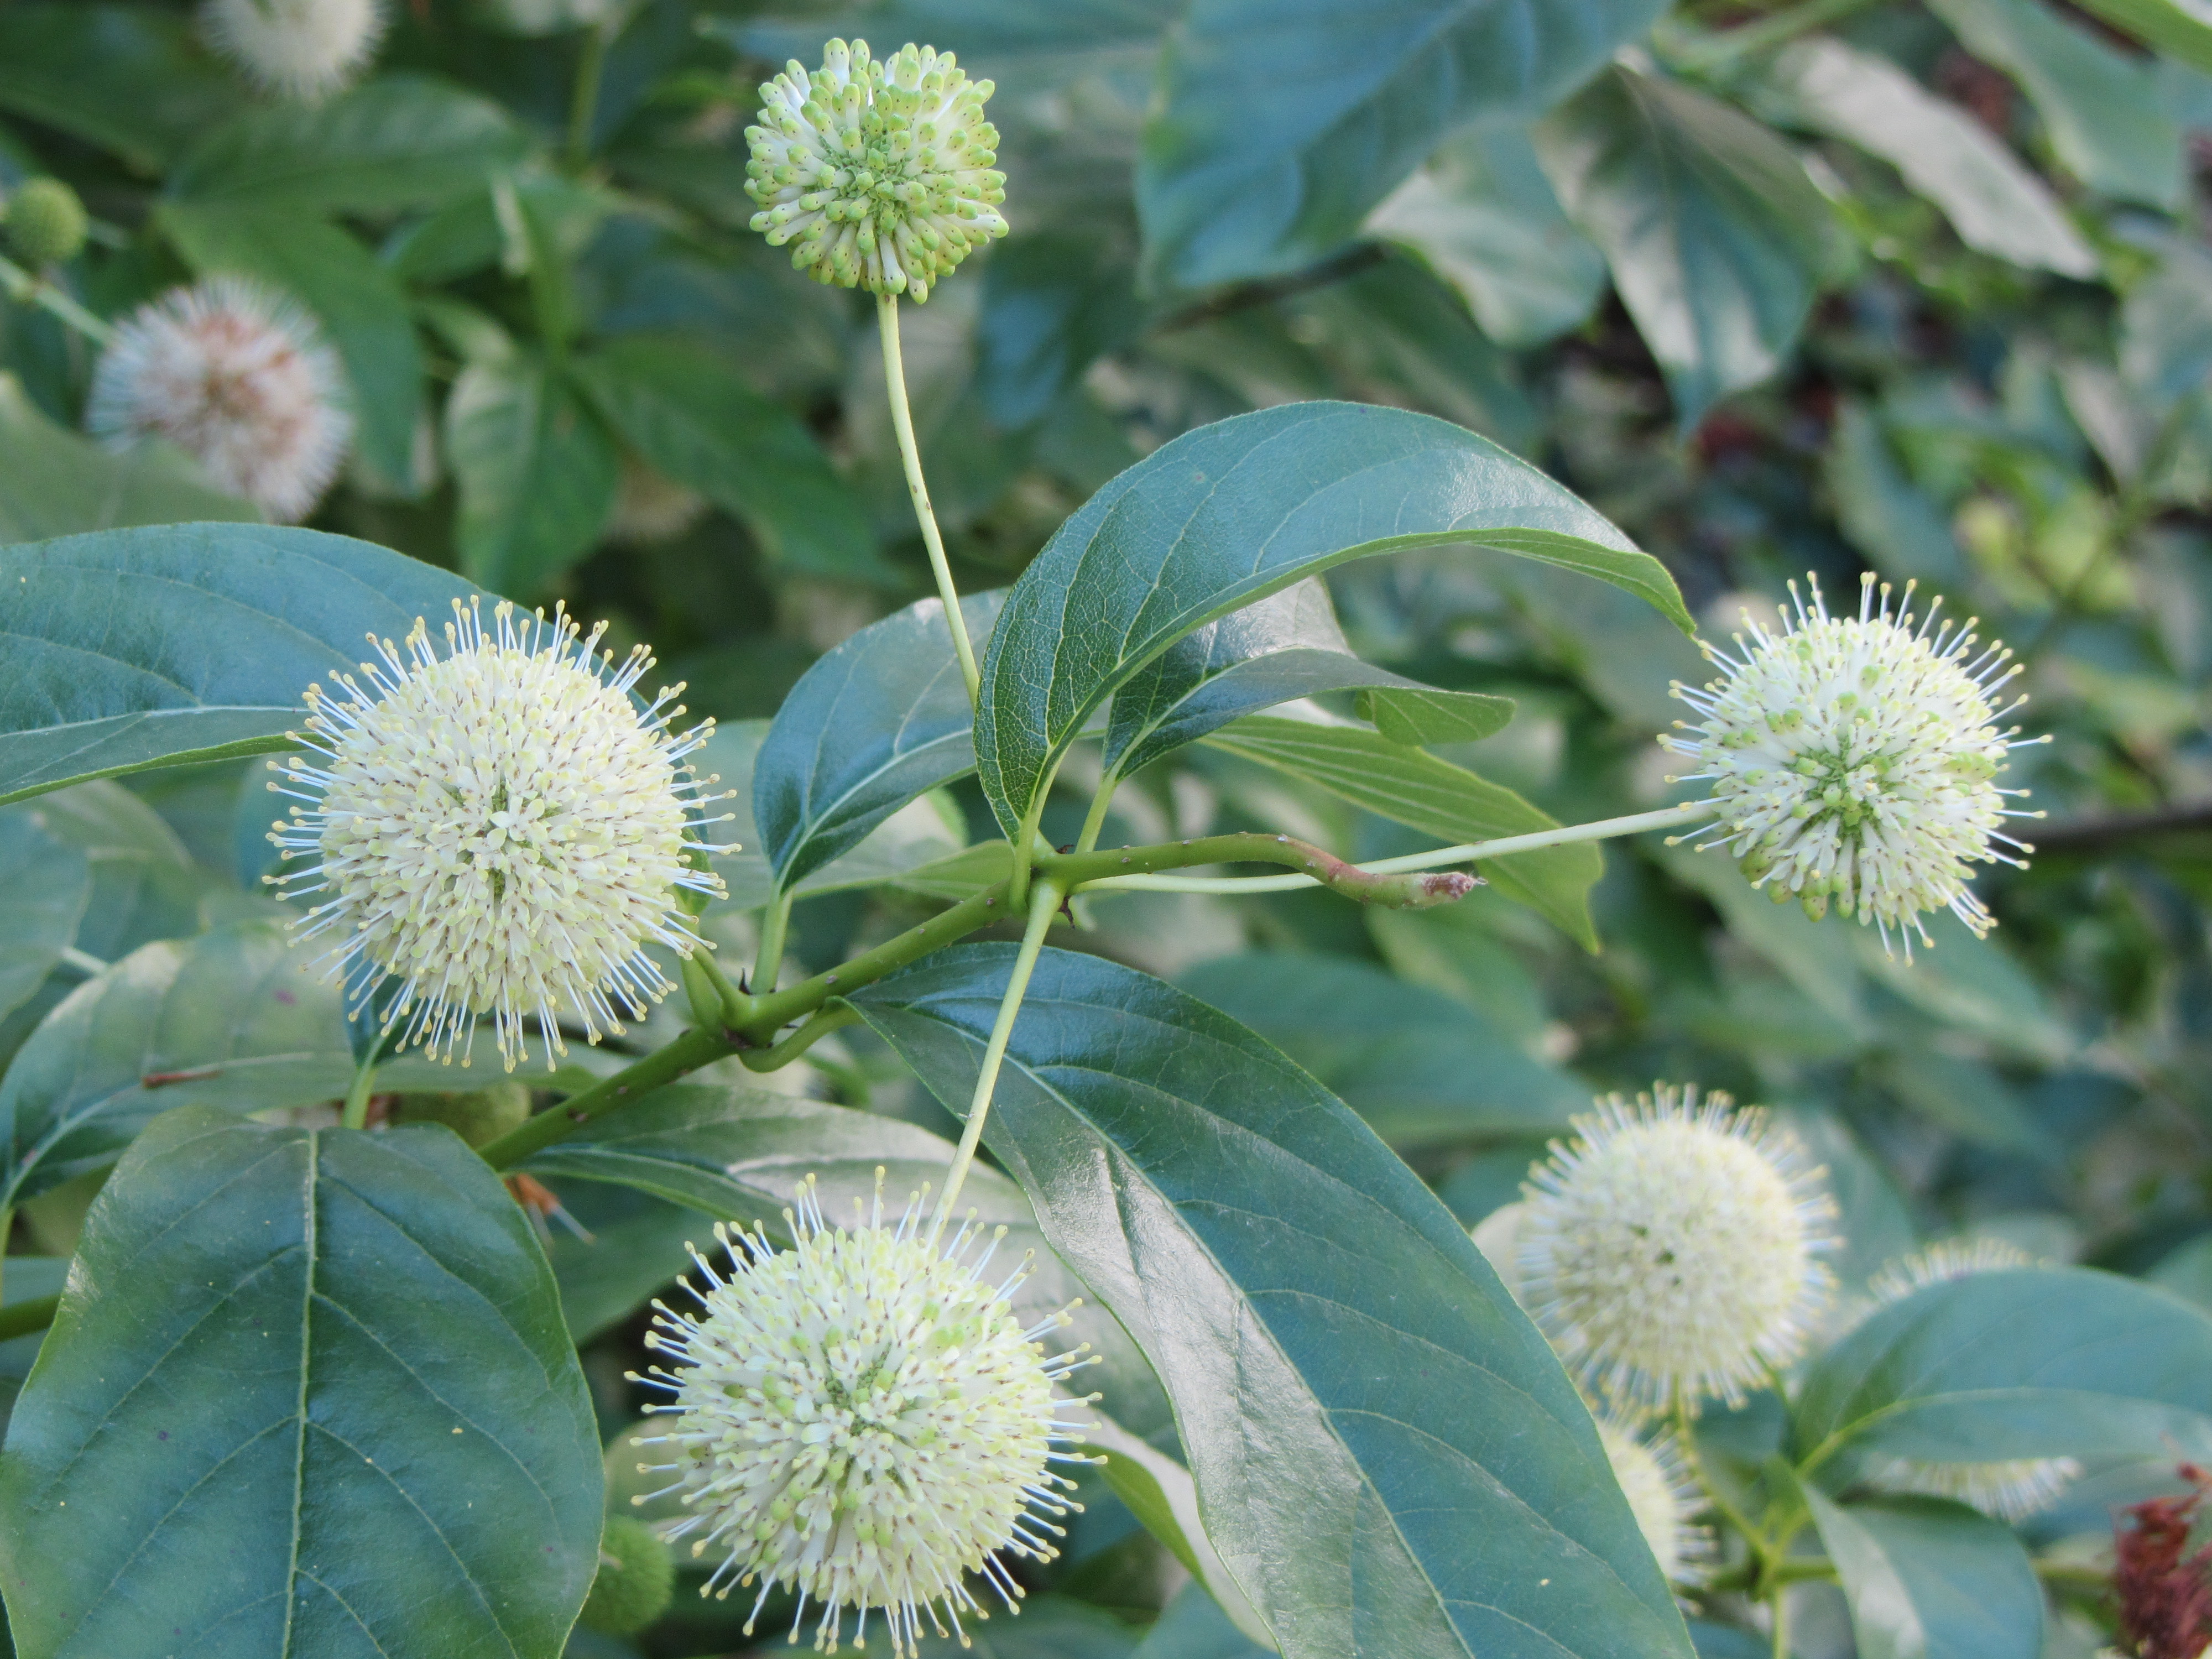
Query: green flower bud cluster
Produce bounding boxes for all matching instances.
[5,178,87,269]
[744,38,1008,302]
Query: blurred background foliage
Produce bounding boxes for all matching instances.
[4,0,2212,1652]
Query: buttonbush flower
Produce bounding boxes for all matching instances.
[1861,1239,2081,1521]
[1595,1417,1710,1587]
[201,0,385,101]
[87,275,352,523]
[1663,572,2037,953]
[745,37,1008,302]
[268,596,728,1071]
[1518,1084,1838,1413]
[632,1177,1098,1656]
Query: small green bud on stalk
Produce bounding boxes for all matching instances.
[5,179,88,269]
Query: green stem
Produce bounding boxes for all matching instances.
[0,255,112,346]
[1672,1395,1772,1568]
[738,1004,860,1072]
[932,880,1058,1240]
[879,291,981,707]
[479,1025,733,1170]
[753,890,794,996]
[1074,778,1119,857]
[565,14,616,167]
[0,1293,58,1344]
[340,1040,384,1132]
[1074,802,1716,896]
[1770,1584,1791,1659]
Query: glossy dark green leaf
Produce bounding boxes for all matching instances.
[1136,0,1666,290]
[517,1082,1169,1433]
[1926,0,2182,208]
[0,524,478,806]
[696,721,967,914]
[445,352,618,598]
[1746,37,2095,278]
[1179,953,1584,1144]
[1365,124,1608,348]
[755,591,1006,891]
[0,1106,602,1658]
[0,375,258,542]
[1798,1488,2043,1659]
[158,202,424,488]
[1103,580,1451,784]
[1201,716,1601,946]
[0,919,362,1208]
[974,401,1687,846]
[1085,1414,1274,1649]
[1533,67,1832,429]
[0,812,88,1026]
[570,335,885,581]
[168,74,531,214]
[852,943,1694,1659]
[1791,1266,2212,1481]
[0,5,239,173]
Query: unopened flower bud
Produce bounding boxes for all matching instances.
[4,178,87,268]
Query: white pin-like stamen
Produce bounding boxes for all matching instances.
[1661,572,2041,954]
[267,596,731,1072]
[1595,1417,1712,1587]
[628,1173,1099,1657]
[1518,1084,1839,1414]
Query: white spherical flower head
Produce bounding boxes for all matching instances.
[1662,573,2039,953]
[1594,1418,1710,1586]
[1861,1239,2081,1521]
[1519,1085,1839,1413]
[87,275,352,523]
[268,597,730,1071]
[746,37,1008,302]
[201,0,384,101]
[633,1177,1099,1656]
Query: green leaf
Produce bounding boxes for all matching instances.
[0,5,240,174]
[1875,1051,2058,1160]
[156,202,424,488]
[852,944,1695,1659]
[1365,124,1609,348]
[977,232,1149,427]
[1824,402,1970,587]
[26,782,212,963]
[1791,1266,2212,1480]
[1356,686,1516,746]
[1103,580,1460,784]
[1926,0,2182,207]
[0,919,366,1209]
[911,1596,1141,1657]
[539,1178,711,1344]
[515,1082,1169,1432]
[1180,952,1585,1142]
[755,591,1006,891]
[0,1106,601,1658]
[1085,1414,1276,1651]
[693,721,968,914]
[1136,0,1667,290]
[1657,842,1869,1032]
[2074,0,2212,77]
[0,524,477,807]
[0,811,87,1027]
[445,352,618,598]
[1796,1487,2044,1659]
[1533,66,1833,429]
[2121,238,2212,407]
[1746,36,2096,279]
[571,334,886,581]
[1135,1582,1279,1659]
[974,401,1687,847]
[1849,911,2069,1062]
[1201,716,1603,946]
[168,73,531,215]
[0,374,259,542]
